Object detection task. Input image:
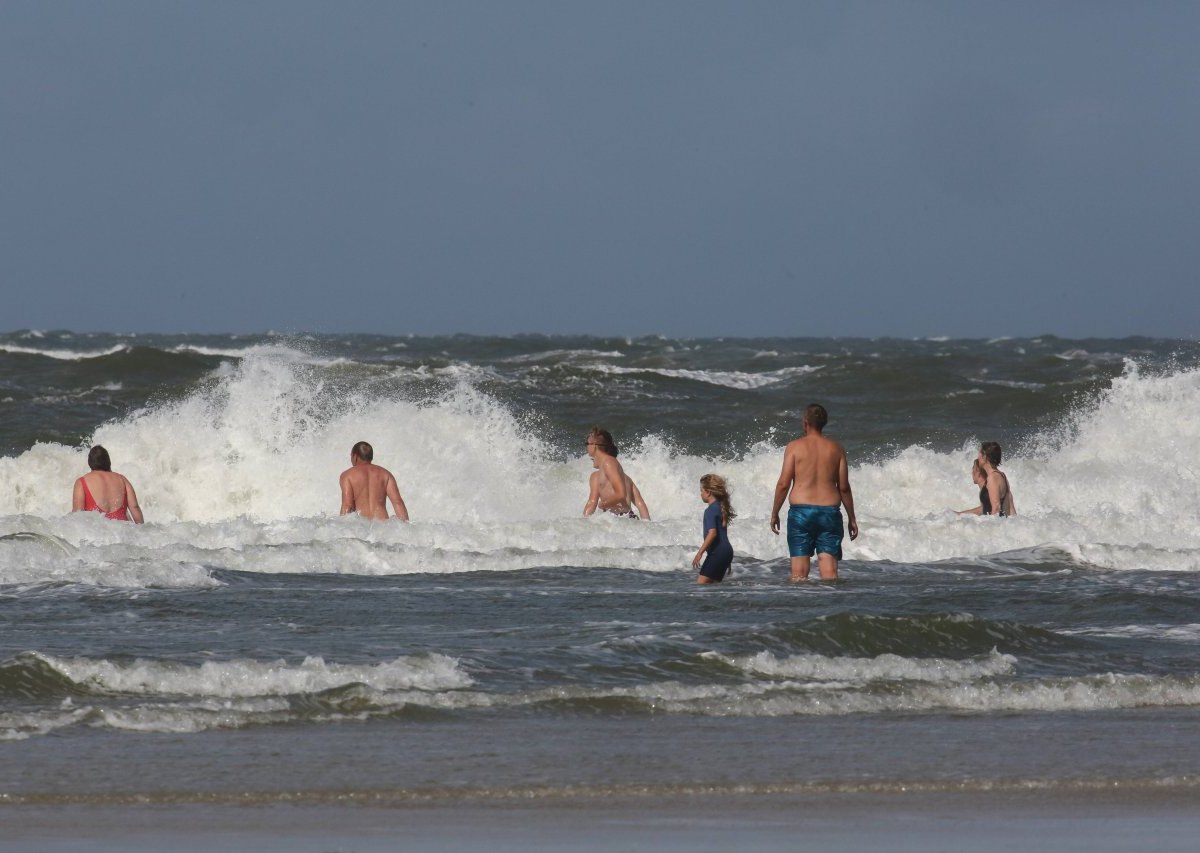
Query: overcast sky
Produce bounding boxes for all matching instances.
[2,2,1197,338]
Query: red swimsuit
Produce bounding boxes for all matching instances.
[79,476,130,521]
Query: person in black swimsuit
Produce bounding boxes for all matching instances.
[957,459,993,515]
[978,442,1015,517]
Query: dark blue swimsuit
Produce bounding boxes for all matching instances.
[699,502,734,582]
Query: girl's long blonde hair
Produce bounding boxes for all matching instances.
[700,474,736,527]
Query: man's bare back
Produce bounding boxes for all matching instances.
[780,432,847,507]
[770,405,858,580]
[583,428,641,517]
[339,442,409,521]
[584,456,631,515]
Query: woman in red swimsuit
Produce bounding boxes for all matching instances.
[71,445,144,523]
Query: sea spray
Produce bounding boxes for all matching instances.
[2,346,1200,579]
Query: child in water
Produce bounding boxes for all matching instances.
[692,474,735,584]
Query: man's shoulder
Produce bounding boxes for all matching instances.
[823,437,848,460]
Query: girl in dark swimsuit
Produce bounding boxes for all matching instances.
[957,459,992,515]
[693,474,735,584]
[978,442,1015,517]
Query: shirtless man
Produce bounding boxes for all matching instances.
[770,404,858,580]
[583,428,646,519]
[339,441,409,521]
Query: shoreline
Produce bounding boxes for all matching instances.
[5,787,1200,852]
[3,774,1200,807]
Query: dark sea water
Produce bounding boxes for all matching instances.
[3,330,1200,810]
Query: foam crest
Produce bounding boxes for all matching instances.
[0,343,128,360]
[0,348,575,524]
[721,650,1017,683]
[845,362,1200,568]
[589,364,819,389]
[528,671,1200,717]
[9,670,1200,737]
[29,651,471,697]
[1,349,1199,574]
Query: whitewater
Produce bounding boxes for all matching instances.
[2,342,1199,587]
[4,333,1200,821]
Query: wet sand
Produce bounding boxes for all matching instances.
[5,787,1200,852]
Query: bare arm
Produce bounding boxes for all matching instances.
[957,505,983,515]
[72,478,85,512]
[770,447,794,534]
[386,475,410,522]
[339,473,356,515]
[838,451,858,540]
[124,478,144,524]
[583,472,601,517]
[692,528,717,568]
[630,481,650,521]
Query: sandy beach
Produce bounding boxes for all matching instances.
[5,787,1200,852]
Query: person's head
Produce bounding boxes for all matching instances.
[87,445,112,472]
[351,441,374,464]
[803,403,829,433]
[586,428,617,458]
[971,458,986,487]
[699,473,737,526]
[980,441,1002,468]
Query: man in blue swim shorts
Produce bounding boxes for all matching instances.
[770,404,859,581]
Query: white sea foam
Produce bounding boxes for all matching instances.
[0,706,93,741]
[0,344,128,361]
[168,343,350,366]
[2,349,1200,581]
[169,344,258,358]
[26,650,471,697]
[0,651,474,737]
[6,649,1200,738]
[1061,623,1200,642]
[441,667,1200,717]
[719,650,1017,683]
[588,364,820,390]
[619,672,1200,717]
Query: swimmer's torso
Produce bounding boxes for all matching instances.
[785,435,845,506]
[342,464,395,520]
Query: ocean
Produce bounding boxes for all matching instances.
[3,330,1200,848]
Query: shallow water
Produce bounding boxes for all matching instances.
[2,332,1200,802]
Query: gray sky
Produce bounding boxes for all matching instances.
[2,1,1197,338]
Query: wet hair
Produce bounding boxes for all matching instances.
[351,441,374,463]
[981,441,1003,467]
[588,427,617,456]
[700,473,737,527]
[804,403,828,431]
[87,445,112,472]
